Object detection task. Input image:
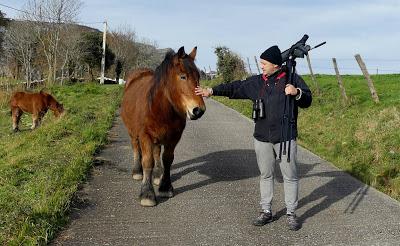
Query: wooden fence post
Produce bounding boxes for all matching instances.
[306,53,320,95]
[332,58,348,102]
[254,56,261,74]
[354,54,379,102]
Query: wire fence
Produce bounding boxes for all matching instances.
[242,58,400,75]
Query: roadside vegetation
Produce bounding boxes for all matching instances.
[0,82,123,245]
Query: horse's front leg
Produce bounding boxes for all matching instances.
[152,144,163,186]
[158,141,178,198]
[37,110,46,127]
[139,134,157,207]
[31,113,39,129]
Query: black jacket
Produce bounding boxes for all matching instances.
[212,71,312,143]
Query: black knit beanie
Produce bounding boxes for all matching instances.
[260,45,282,66]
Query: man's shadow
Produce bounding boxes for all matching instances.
[274,170,368,225]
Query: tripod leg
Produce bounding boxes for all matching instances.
[283,94,291,156]
[287,95,296,162]
[279,95,288,160]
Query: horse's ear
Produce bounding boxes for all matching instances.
[189,46,197,60]
[177,46,186,58]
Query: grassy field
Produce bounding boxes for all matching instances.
[0,83,123,245]
[201,74,400,201]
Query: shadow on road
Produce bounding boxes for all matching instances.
[171,149,367,222]
[171,149,316,195]
[274,170,368,223]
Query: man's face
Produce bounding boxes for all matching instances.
[260,59,279,76]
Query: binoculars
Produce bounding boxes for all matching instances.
[252,99,265,121]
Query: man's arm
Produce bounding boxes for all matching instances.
[195,76,259,100]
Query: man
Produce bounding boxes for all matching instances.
[195,45,312,231]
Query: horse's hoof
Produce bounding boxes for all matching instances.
[158,190,174,198]
[153,177,161,186]
[132,173,143,180]
[140,198,157,207]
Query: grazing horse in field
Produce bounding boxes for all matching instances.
[121,46,206,206]
[10,90,64,132]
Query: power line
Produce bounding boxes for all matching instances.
[0,2,31,16]
[0,2,103,26]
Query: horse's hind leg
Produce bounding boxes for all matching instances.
[152,144,163,186]
[138,134,156,206]
[11,107,22,132]
[131,137,143,180]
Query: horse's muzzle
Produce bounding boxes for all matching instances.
[189,107,205,120]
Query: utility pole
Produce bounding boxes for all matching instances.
[254,56,261,74]
[100,20,107,84]
[246,57,252,74]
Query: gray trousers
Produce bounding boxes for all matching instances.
[254,138,298,214]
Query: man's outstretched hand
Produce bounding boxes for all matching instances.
[195,86,213,97]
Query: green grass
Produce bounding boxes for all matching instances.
[201,74,400,200]
[0,83,123,245]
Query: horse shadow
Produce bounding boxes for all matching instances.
[169,149,366,223]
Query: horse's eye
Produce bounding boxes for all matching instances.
[180,75,187,80]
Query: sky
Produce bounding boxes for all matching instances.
[2,0,400,75]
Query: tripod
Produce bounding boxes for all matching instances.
[278,35,326,162]
[278,56,297,162]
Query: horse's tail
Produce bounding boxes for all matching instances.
[125,68,154,91]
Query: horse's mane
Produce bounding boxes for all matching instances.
[148,50,200,105]
[149,51,175,105]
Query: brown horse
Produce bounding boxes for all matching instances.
[10,90,64,132]
[121,46,206,206]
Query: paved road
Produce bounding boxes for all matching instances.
[53,99,400,246]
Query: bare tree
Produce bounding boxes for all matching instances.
[4,21,38,88]
[108,24,139,78]
[108,29,167,76]
[22,0,82,85]
[135,39,169,69]
[58,25,83,84]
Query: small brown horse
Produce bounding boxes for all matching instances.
[10,90,64,131]
[121,46,206,206]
